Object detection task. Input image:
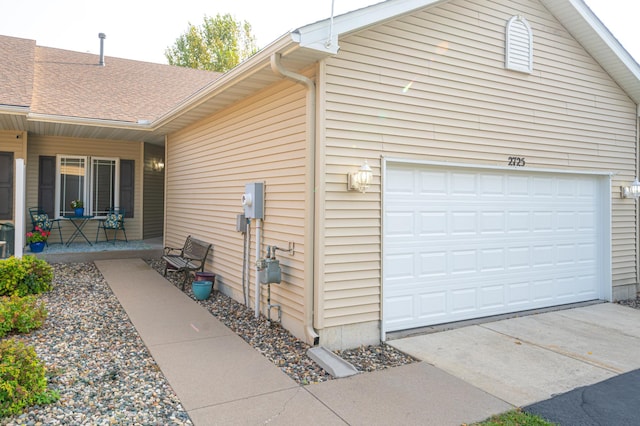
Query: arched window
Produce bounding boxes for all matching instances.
[505,16,533,73]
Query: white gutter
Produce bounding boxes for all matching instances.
[270,53,320,346]
[25,113,154,131]
[0,105,29,115]
[152,34,297,130]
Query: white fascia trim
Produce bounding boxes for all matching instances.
[292,0,443,55]
[151,34,297,129]
[566,0,640,78]
[26,113,153,131]
[538,0,640,105]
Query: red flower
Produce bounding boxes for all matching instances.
[26,228,49,243]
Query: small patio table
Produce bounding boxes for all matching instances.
[62,215,96,246]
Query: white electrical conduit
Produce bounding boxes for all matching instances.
[326,0,335,48]
[271,53,320,345]
[241,219,249,307]
[245,220,251,307]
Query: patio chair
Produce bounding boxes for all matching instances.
[95,208,128,243]
[28,207,63,245]
[0,222,14,258]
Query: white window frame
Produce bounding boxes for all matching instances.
[90,157,120,217]
[55,155,120,218]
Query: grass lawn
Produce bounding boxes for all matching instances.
[469,409,557,425]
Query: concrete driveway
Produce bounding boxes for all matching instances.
[388,303,640,407]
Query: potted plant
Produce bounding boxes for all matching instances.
[26,227,50,253]
[70,200,84,216]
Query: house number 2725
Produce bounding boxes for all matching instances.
[508,157,526,167]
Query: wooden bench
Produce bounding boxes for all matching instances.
[162,236,212,290]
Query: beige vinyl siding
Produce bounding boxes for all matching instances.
[26,135,144,240]
[320,0,637,327]
[165,78,308,338]
[0,131,26,159]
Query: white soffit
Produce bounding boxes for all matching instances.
[541,0,640,106]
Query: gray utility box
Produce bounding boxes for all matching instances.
[259,258,282,284]
[242,182,264,219]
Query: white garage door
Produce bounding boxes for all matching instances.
[383,163,609,333]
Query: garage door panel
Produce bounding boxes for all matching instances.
[418,293,447,319]
[387,168,416,193]
[384,164,607,332]
[385,295,414,326]
[385,253,415,279]
[421,252,447,276]
[479,248,504,271]
[451,288,477,313]
[386,244,598,275]
[532,279,554,302]
[420,170,447,194]
[421,212,447,235]
[480,284,505,309]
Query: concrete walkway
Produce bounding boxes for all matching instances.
[96,258,510,425]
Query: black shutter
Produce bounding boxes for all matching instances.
[0,152,13,220]
[120,160,134,218]
[38,156,56,217]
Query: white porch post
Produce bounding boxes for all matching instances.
[14,158,25,258]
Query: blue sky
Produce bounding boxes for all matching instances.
[0,0,637,65]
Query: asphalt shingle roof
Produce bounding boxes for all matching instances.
[0,35,36,108]
[1,35,222,123]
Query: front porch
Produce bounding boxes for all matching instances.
[29,237,163,263]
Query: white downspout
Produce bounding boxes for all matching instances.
[255,218,262,318]
[636,105,640,295]
[270,53,320,345]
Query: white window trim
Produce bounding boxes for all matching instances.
[90,156,120,218]
[55,155,120,218]
[55,155,86,218]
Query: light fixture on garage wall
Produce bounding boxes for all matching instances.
[347,160,373,193]
[152,160,165,172]
[620,178,640,198]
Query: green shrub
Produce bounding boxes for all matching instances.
[0,339,60,417]
[0,256,53,296]
[0,295,48,338]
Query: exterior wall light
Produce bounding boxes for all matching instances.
[152,160,165,172]
[348,160,373,193]
[620,178,640,198]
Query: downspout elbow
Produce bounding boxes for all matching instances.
[271,53,315,92]
[271,53,320,346]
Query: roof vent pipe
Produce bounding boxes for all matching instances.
[98,33,106,66]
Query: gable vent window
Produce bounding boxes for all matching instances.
[505,15,533,73]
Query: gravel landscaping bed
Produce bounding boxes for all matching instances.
[2,260,416,424]
[2,262,191,426]
[616,296,640,309]
[6,259,638,424]
[145,258,417,384]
